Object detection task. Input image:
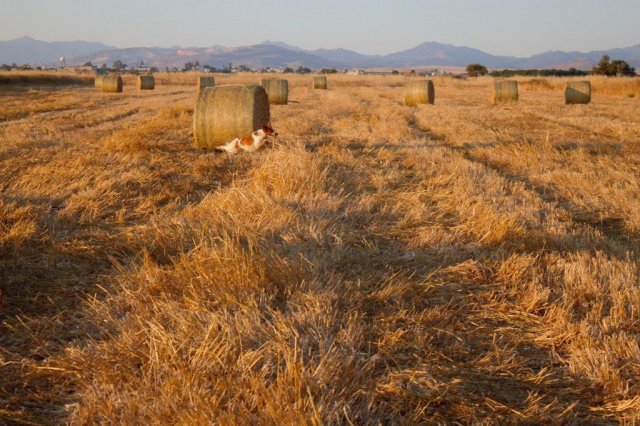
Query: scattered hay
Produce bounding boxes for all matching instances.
[313,76,327,90]
[565,81,592,104]
[404,79,435,106]
[261,78,289,105]
[493,80,519,103]
[193,84,270,149]
[101,75,123,93]
[523,78,554,91]
[137,75,155,91]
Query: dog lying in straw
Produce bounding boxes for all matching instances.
[215,124,278,154]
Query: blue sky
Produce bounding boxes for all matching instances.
[1,0,639,56]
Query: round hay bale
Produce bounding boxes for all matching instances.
[404,79,435,106]
[494,80,518,103]
[101,75,123,93]
[137,75,155,90]
[94,75,104,89]
[193,84,270,149]
[313,76,327,90]
[198,76,215,90]
[565,81,591,104]
[261,78,288,105]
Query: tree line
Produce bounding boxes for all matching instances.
[466,55,636,78]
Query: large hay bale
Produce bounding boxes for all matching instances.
[193,84,270,149]
[101,75,123,93]
[404,80,435,106]
[494,80,518,103]
[261,78,288,105]
[198,76,215,90]
[137,75,155,90]
[313,76,327,90]
[94,75,104,89]
[565,81,591,104]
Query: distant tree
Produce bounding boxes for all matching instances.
[593,55,636,76]
[466,63,488,77]
[283,67,294,73]
[490,68,589,78]
[83,61,93,67]
[183,61,194,71]
[295,66,311,74]
[238,64,252,72]
[611,60,636,76]
[320,67,338,74]
[112,60,124,71]
[1,64,10,71]
[391,69,400,75]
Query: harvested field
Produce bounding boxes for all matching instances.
[1,74,640,424]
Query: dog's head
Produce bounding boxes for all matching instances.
[262,124,278,138]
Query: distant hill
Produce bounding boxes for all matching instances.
[73,44,342,69]
[381,41,519,68]
[519,45,640,69]
[2,36,640,70]
[0,36,115,66]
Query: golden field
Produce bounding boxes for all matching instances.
[1,72,640,424]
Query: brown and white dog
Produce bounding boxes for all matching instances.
[215,124,278,154]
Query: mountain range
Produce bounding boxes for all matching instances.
[2,36,640,70]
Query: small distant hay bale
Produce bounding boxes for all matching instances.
[193,84,270,149]
[261,78,288,105]
[101,75,123,93]
[198,76,215,90]
[137,75,155,90]
[404,79,435,106]
[493,80,518,103]
[313,76,327,90]
[94,75,104,89]
[565,81,591,104]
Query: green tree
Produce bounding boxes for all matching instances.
[295,66,311,74]
[112,60,124,71]
[320,67,338,74]
[611,60,636,76]
[466,63,488,77]
[593,55,636,76]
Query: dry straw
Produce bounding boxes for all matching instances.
[565,81,592,104]
[193,84,270,149]
[261,78,289,105]
[404,79,435,106]
[101,75,123,93]
[313,76,327,90]
[197,76,215,90]
[494,80,519,103]
[137,75,155,90]
[94,75,104,89]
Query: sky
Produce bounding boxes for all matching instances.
[1,0,639,56]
